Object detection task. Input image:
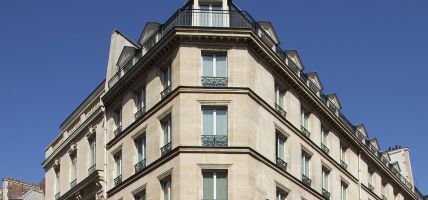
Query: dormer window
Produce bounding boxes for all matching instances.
[199,3,224,27]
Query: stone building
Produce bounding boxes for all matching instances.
[1,178,44,200]
[42,0,420,199]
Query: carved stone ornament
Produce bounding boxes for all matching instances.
[68,143,77,156]
[53,158,61,170]
[86,125,97,139]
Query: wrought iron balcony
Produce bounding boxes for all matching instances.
[322,189,331,199]
[134,159,146,173]
[114,175,122,186]
[134,107,146,119]
[276,157,287,171]
[161,142,172,156]
[201,135,228,147]
[88,164,96,175]
[302,174,312,187]
[321,143,329,154]
[70,179,77,188]
[300,126,311,138]
[275,104,287,118]
[55,193,60,200]
[201,76,228,87]
[114,125,122,137]
[382,195,387,200]
[368,183,374,191]
[161,85,172,99]
[340,160,348,169]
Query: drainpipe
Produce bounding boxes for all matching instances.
[358,150,362,200]
[102,105,108,199]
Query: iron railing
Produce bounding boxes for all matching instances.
[340,160,348,169]
[104,7,414,192]
[302,174,312,187]
[55,193,60,200]
[114,125,122,137]
[70,179,77,188]
[382,195,387,200]
[321,143,330,154]
[322,189,331,199]
[134,107,146,119]
[161,142,172,156]
[201,76,228,87]
[134,159,146,173]
[275,104,287,118]
[368,183,374,191]
[276,157,287,171]
[161,85,172,99]
[300,126,311,138]
[201,135,228,147]
[88,164,96,175]
[114,175,122,186]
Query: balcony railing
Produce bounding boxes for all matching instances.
[161,85,172,99]
[276,157,287,171]
[134,107,146,119]
[55,193,60,200]
[322,189,331,199]
[340,160,348,169]
[368,183,374,191]
[382,195,387,200]
[88,164,96,175]
[114,125,122,137]
[201,135,228,147]
[103,6,413,193]
[134,159,146,173]
[275,104,287,118]
[302,174,312,187]
[161,142,172,156]
[70,179,77,188]
[114,175,122,186]
[321,143,329,154]
[300,126,311,138]
[201,76,228,87]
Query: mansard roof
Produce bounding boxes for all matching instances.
[355,124,369,137]
[327,93,342,109]
[307,72,324,90]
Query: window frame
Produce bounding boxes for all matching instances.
[202,107,228,136]
[201,53,228,78]
[202,170,228,200]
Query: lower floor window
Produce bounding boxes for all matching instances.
[203,171,228,200]
[276,188,287,200]
[162,178,171,200]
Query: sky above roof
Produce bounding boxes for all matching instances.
[0,0,427,193]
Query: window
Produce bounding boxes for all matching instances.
[114,153,122,178]
[321,128,329,153]
[70,155,77,185]
[202,108,228,146]
[199,3,224,27]
[322,168,329,191]
[301,152,310,177]
[301,110,310,137]
[134,135,146,172]
[162,66,171,89]
[162,178,172,200]
[276,188,287,200]
[203,171,228,200]
[113,109,122,135]
[381,182,387,198]
[341,182,348,200]
[276,134,287,170]
[135,87,146,118]
[275,85,285,109]
[54,169,60,196]
[88,138,96,171]
[202,54,227,87]
[368,170,374,190]
[340,145,347,164]
[134,192,146,200]
[161,116,172,155]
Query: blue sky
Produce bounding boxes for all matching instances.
[0,0,427,193]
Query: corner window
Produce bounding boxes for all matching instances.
[202,108,228,147]
[203,171,228,200]
[202,53,228,87]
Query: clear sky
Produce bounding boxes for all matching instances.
[0,0,427,194]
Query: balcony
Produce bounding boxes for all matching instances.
[201,76,228,87]
[88,164,96,175]
[276,157,287,171]
[275,104,287,118]
[301,174,312,187]
[321,143,329,154]
[300,126,311,138]
[340,160,348,169]
[55,193,60,200]
[70,179,77,188]
[114,125,122,137]
[161,142,172,156]
[161,85,172,99]
[201,135,228,147]
[322,189,330,199]
[134,159,146,173]
[368,183,374,191]
[134,107,146,119]
[114,175,122,186]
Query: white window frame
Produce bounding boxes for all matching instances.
[162,178,172,200]
[198,3,223,27]
[341,182,348,200]
[114,153,122,177]
[162,117,172,146]
[321,128,328,146]
[340,145,347,162]
[55,169,60,194]
[70,155,77,182]
[275,85,285,108]
[276,188,287,200]
[322,168,329,191]
[89,138,96,167]
[135,136,146,163]
[301,110,309,129]
[114,109,122,128]
[202,108,228,136]
[162,66,171,88]
[301,152,310,177]
[276,134,286,160]
[201,54,228,78]
[135,88,146,110]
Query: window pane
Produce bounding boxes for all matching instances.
[203,109,214,135]
[277,138,284,160]
[216,172,228,199]
[203,172,214,199]
[216,109,227,135]
[202,56,214,76]
[278,91,284,108]
[216,56,227,77]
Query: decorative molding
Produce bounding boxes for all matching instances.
[157,168,173,181]
[86,125,97,139]
[68,143,77,156]
[157,106,173,120]
[131,126,147,140]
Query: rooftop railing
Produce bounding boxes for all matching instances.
[105,7,414,192]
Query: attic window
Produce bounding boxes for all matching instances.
[116,46,138,68]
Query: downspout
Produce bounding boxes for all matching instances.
[358,150,362,200]
[101,105,108,199]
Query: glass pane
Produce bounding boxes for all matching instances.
[199,6,210,26]
[216,109,228,135]
[216,56,227,77]
[203,109,214,135]
[216,172,228,199]
[279,91,284,108]
[202,55,214,76]
[203,172,214,199]
[277,138,284,160]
